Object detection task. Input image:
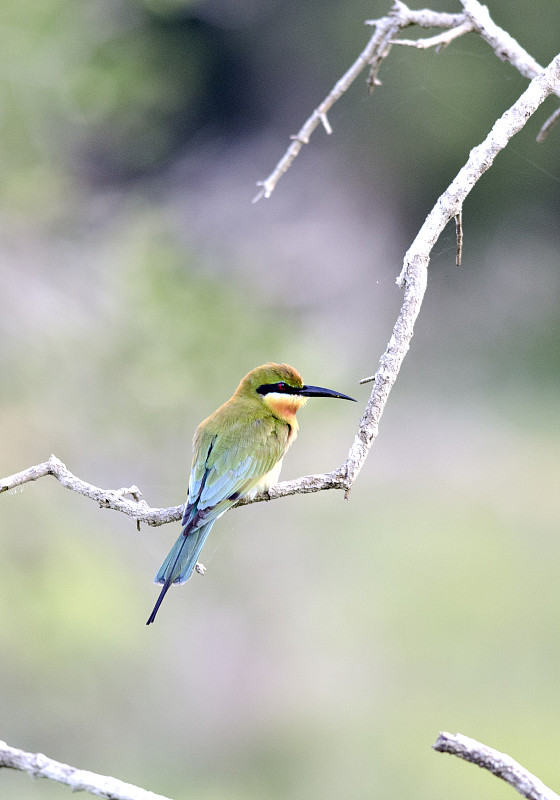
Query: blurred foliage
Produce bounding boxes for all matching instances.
[1,1,560,799]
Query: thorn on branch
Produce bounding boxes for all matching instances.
[367,74,383,92]
[99,486,143,510]
[537,105,560,142]
[117,485,143,501]
[319,111,333,134]
[289,133,310,144]
[455,211,463,266]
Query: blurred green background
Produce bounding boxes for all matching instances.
[1,0,560,798]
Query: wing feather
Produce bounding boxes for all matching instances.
[183,414,289,532]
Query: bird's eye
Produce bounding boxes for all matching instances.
[276,382,288,391]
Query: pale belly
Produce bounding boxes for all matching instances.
[246,458,284,499]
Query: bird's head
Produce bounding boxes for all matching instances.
[235,363,356,422]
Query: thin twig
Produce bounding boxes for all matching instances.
[252,11,402,202]
[392,21,473,51]
[537,105,560,142]
[0,739,173,800]
[433,732,560,800]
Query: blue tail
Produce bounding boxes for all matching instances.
[146,521,215,625]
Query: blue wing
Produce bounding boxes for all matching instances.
[146,415,289,625]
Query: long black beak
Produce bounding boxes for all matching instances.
[298,385,356,401]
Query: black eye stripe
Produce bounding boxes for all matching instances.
[256,382,299,396]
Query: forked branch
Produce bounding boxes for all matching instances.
[254,0,559,202]
[2,6,560,526]
[3,5,560,800]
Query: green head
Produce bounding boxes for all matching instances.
[234,363,356,422]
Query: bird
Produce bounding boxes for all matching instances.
[146,362,356,625]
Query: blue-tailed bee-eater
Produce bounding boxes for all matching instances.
[146,363,356,624]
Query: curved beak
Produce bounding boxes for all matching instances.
[298,385,356,402]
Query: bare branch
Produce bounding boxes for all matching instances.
[4,9,560,532]
[254,0,558,203]
[369,3,465,31]
[4,10,560,800]
[396,51,560,292]
[0,453,349,519]
[252,11,401,202]
[4,52,560,520]
[460,0,553,89]
[433,732,560,800]
[344,51,560,496]
[0,454,183,527]
[393,21,473,51]
[236,469,348,505]
[0,739,173,800]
